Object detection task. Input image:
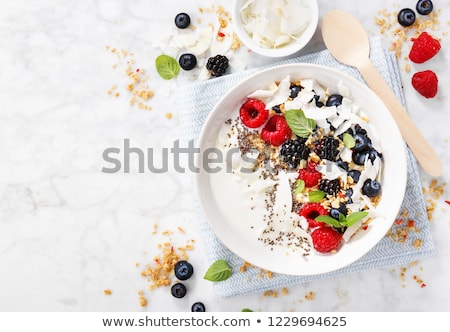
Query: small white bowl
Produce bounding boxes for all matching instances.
[232,0,319,58]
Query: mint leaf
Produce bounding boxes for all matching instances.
[344,211,369,227]
[308,190,325,202]
[343,133,356,149]
[315,215,341,228]
[242,308,253,312]
[155,54,180,80]
[293,179,305,195]
[284,109,316,138]
[203,259,232,282]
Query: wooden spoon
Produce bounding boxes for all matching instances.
[322,9,442,177]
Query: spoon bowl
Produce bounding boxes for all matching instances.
[322,9,442,177]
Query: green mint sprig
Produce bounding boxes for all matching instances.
[315,211,369,228]
[203,259,232,282]
[284,109,316,138]
[155,54,180,80]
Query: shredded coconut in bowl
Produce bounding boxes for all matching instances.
[240,0,311,49]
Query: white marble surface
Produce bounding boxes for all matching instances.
[0,0,449,312]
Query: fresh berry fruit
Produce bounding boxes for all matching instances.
[206,54,229,77]
[336,160,349,171]
[347,169,361,183]
[319,179,341,195]
[346,188,353,203]
[260,115,292,146]
[409,32,441,64]
[289,84,302,99]
[362,179,382,197]
[175,13,191,29]
[354,124,367,136]
[314,136,339,161]
[178,53,197,70]
[411,70,438,98]
[174,260,194,280]
[272,105,282,113]
[299,202,328,228]
[171,283,187,298]
[325,94,343,107]
[313,95,325,108]
[329,203,347,220]
[298,162,322,187]
[353,133,370,152]
[239,99,269,128]
[352,151,368,165]
[280,138,310,169]
[397,8,416,27]
[311,226,343,253]
[368,148,382,162]
[416,0,433,15]
[191,302,206,312]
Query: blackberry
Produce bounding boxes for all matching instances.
[279,139,310,169]
[314,136,339,161]
[319,179,341,195]
[206,55,229,77]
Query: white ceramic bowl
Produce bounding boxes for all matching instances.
[195,63,407,276]
[232,0,319,58]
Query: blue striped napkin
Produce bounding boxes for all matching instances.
[178,38,435,297]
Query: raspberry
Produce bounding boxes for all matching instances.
[409,32,441,64]
[239,99,269,128]
[260,115,292,146]
[411,70,438,98]
[298,162,322,187]
[298,202,328,228]
[311,226,343,253]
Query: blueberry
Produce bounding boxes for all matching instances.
[272,105,282,113]
[354,124,367,136]
[397,8,416,27]
[330,203,347,220]
[416,0,433,15]
[175,13,191,29]
[325,94,343,107]
[191,302,206,312]
[346,188,353,203]
[174,260,194,280]
[313,95,324,108]
[336,160,349,171]
[368,148,382,162]
[171,283,187,298]
[290,85,302,99]
[348,169,361,183]
[353,133,370,152]
[352,151,368,165]
[178,53,197,71]
[362,179,382,197]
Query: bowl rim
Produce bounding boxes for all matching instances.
[232,0,319,58]
[195,63,407,275]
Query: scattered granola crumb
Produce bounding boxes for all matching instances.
[166,113,173,120]
[304,291,315,301]
[263,290,278,298]
[107,46,154,111]
[423,179,446,220]
[103,289,112,295]
[138,290,148,307]
[281,287,289,296]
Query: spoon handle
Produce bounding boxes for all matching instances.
[357,60,442,177]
